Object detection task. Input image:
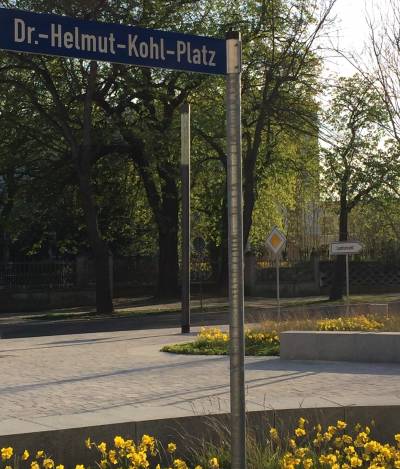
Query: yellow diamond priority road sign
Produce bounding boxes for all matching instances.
[265,227,286,256]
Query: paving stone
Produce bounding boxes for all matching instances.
[0,327,399,437]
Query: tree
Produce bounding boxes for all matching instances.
[0,0,219,299]
[192,0,334,288]
[320,75,397,300]
[0,0,337,300]
[367,0,400,149]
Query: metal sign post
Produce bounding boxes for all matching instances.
[265,227,286,321]
[276,254,280,315]
[226,31,246,469]
[345,253,350,314]
[181,103,191,334]
[330,241,363,314]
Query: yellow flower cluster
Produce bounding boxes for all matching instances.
[0,447,65,469]
[245,330,280,345]
[87,434,219,469]
[197,327,279,346]
[317,315,384,332]
[280,418,400,469]
[198,327,229,343]
[0,436,219,469]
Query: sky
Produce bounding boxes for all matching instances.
[324,0,391,77]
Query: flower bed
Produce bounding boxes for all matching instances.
[1,419,400,468]
[162,315,385,357]
[0,435,218,469]
[161,327,280,356]
[317,316,384,331]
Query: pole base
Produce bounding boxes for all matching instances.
[181,325,190,334]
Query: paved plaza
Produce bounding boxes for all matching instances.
[1,327,400,435]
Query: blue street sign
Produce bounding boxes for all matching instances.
[0,8,227,75]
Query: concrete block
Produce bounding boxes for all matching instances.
[314,332,355,361]
[280,331,400,363]
[280,331,319,360]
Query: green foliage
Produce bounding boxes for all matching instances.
[321,74,395,210]
[0,0,331,269]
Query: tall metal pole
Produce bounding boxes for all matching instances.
[226,31,246,469]
[346,253,350,315]
[181,103,191,334]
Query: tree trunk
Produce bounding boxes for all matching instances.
[77,61,113,314]
[78,166,113,314]
[156,170,179,298]
[329,192,349,300]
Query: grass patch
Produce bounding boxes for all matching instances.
[162,341,280,356]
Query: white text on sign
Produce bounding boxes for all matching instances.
[14,18,217,67]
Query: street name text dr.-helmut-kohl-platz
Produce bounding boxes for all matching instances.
[0,8,227,75]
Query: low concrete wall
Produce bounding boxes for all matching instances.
[280,331,400,363]
[1,406,399,466]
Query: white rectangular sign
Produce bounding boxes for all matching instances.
[330,241,362,256]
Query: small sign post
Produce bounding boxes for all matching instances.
[330,241,363,313]
[265,227,287,319]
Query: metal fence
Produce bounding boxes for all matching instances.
[0,262,76,290]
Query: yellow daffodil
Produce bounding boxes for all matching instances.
[173,458,188,469]
[295,427,306,437]
[269,427,279,441]
[289,438,297,449]
[1,447,13,461]
[350,456,362,467]
[114,436,125,448]
[97,442,107,454]
[209,457,219,469]
[303,458,313,469]
[298,417,306,428]
[43,458,55,469]
[22,449,30,460]
[343,434,353,444]
[167,442,177,453]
